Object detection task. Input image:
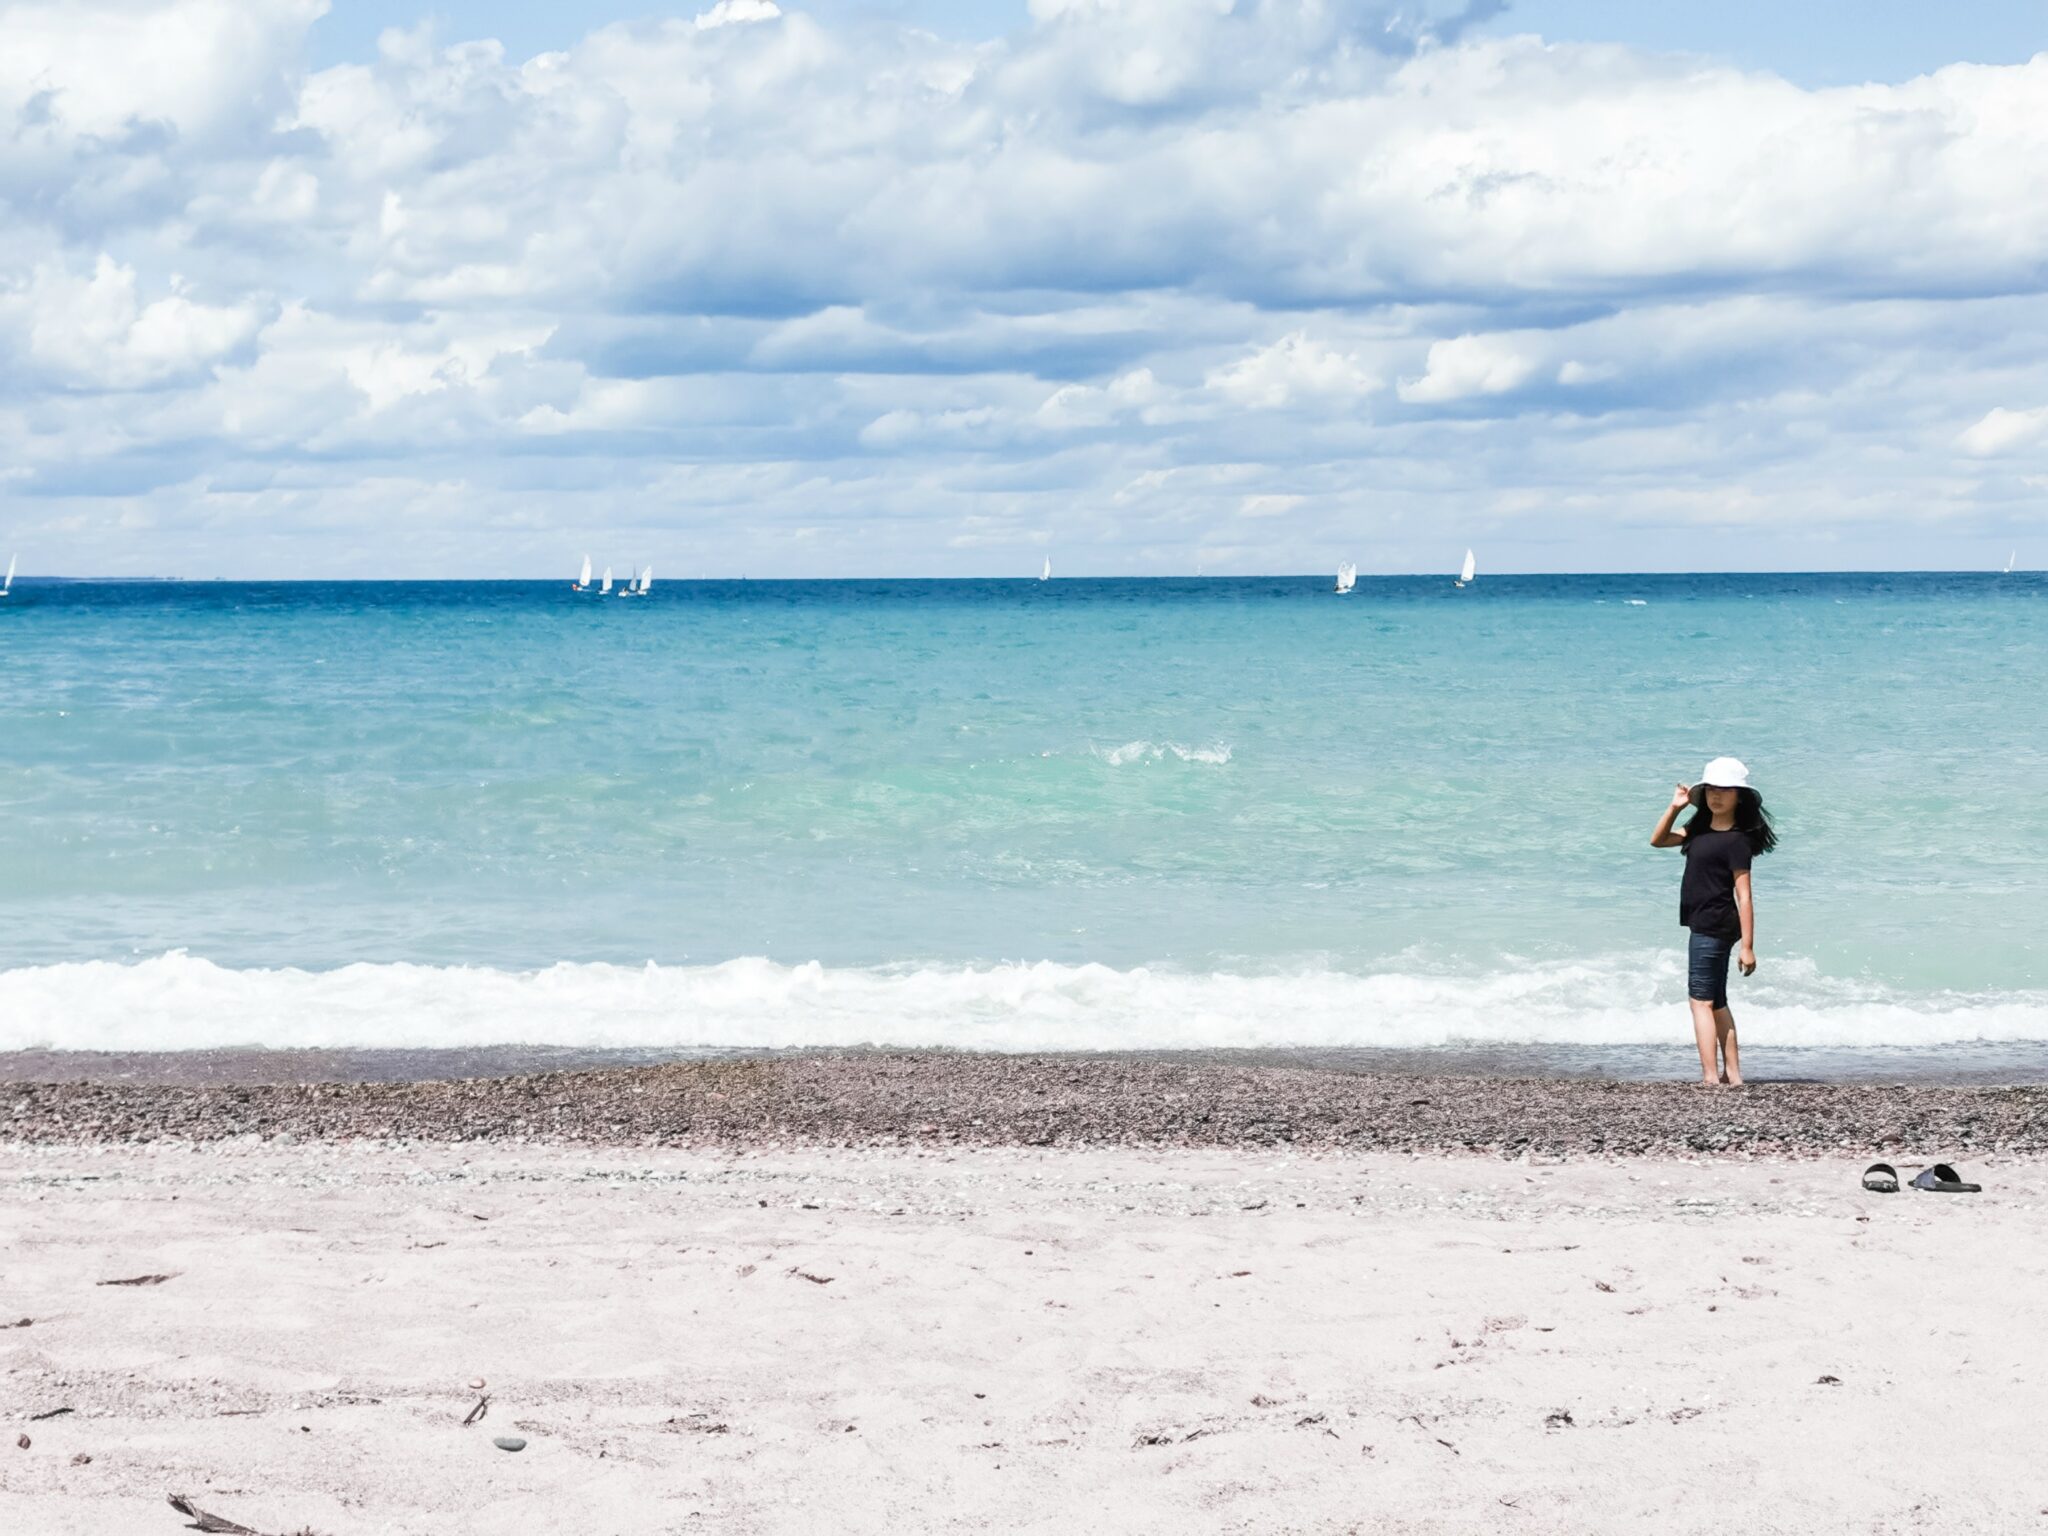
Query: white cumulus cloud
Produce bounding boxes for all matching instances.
[1399,334,1541,404]
[2,256,260,389]
[1207,333,1379,410]
[1959,405,2048,457]
[5,0,2048,575]
[0,0,322,143]
[696,0,780,28]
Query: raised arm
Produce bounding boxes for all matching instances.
[1649,783,1692,848]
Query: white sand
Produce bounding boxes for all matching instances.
[3,1144,2044,1534]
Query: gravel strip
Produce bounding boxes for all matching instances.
[5,1053,2046,1157]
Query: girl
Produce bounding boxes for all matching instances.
[1649,757,1777,1086]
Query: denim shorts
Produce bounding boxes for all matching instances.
[1687,930,1735,1007]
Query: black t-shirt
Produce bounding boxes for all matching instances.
[1680,825,1752,938]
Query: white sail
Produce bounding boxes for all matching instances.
[640,565,654,594]
[1459,548,1476,584]
[1,554,13,595]
[2007,550,2017,574]
[1335,561,1356,593]
[600,565,613,594]
[578,554,592,587]
[1041,556,1051,581]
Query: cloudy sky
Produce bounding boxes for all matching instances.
[4,0,2046,577]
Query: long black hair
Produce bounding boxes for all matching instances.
[1690,784,1777,856]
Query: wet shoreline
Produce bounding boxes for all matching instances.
[6,1040,2048,1088]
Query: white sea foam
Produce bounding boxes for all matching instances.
[1093,740,1233,766]
[3,951,2044,1053]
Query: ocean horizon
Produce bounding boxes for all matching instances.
[4,572,2043,1066]
[2,567,2030,582]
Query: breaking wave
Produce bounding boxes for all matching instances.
[3,950,2043,1053]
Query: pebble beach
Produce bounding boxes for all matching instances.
[7,1053,2047,1157]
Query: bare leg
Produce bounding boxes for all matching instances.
[1714,1007,1742,1085]
[1689,999,1721,1085]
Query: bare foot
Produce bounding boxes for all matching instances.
[1695,1078,1722,1089]
[1725,1077,1746,1088]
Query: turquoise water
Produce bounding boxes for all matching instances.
[2,574,2043,1052]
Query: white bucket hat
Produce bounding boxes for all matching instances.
[1700,756,1751,789]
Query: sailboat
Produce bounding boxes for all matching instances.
[1040,556,1051,582]
[619,564,651,597]
[1,554,14,599]
[1456,548,1476,588]
[599,565,613,595]
[640,564,654,595]
[2006,550,2017,574]
[573,553,592,592]
[1335,561,1356,594]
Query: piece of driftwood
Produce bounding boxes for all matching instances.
[100,1274,177,1287]
[30,1406,74,1421]
[166,1492,265,1534]
[461,1395,489,1426]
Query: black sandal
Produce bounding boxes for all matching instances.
[1861,1163,1898,1193]
[1909,1162,1981,1193]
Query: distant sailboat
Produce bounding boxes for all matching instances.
[1335,561,1356,594]
[1,554,14,599]
[640,564,654,595]
[573,553,592,592]
[1041,556,1051,582]
[2006,550,2017,574]
[1456,548,1476,588]
[600,565,613,595]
